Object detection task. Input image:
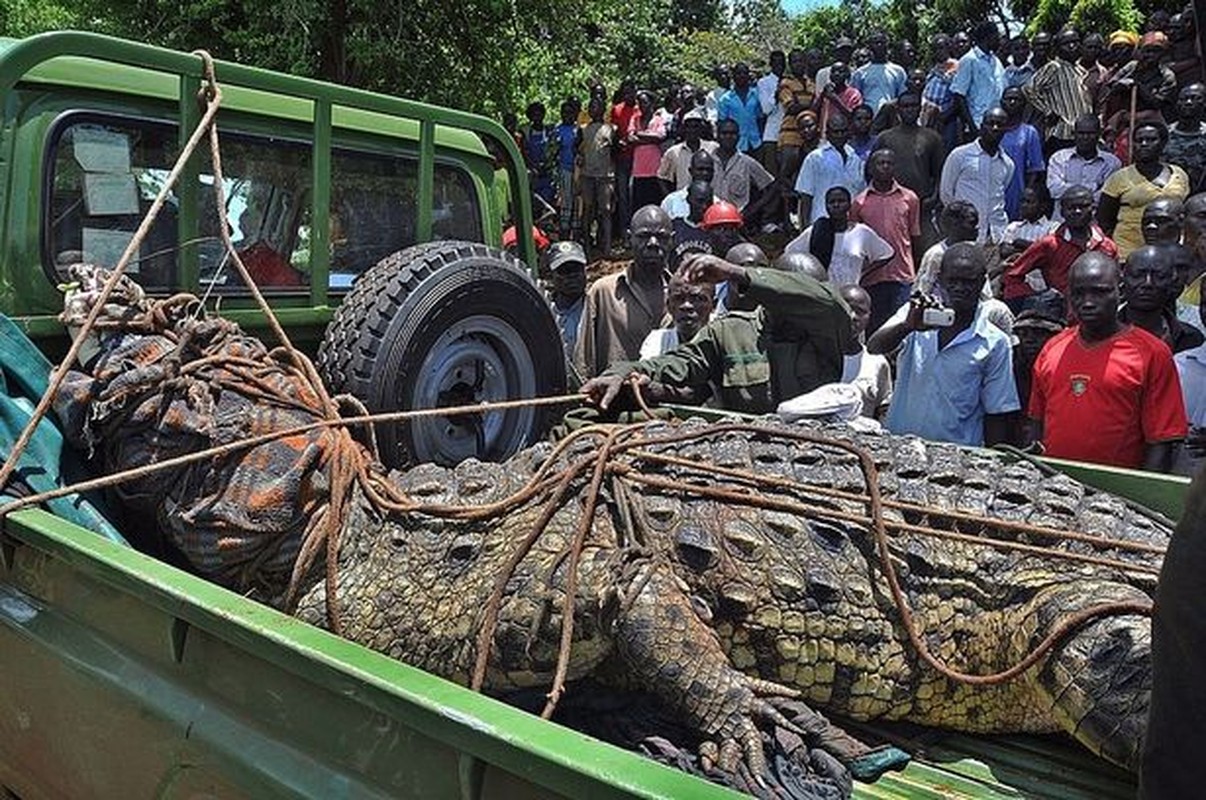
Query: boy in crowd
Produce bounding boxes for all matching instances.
[579,97,616,257]
[555,100,581,240]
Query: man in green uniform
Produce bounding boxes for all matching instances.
[581,253,853,414]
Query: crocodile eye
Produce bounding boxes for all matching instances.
[447,535,479,563]
[675,526,718,572]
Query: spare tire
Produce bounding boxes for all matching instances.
[318,241,567,468]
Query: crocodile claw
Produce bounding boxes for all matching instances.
[702,673,808,779]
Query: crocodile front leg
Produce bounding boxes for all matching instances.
[613,557,879,785]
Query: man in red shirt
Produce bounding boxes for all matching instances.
[852,148,921,331]
[1001,185,1117,315]
[610,80,640,233]
[1029,251,1187,471]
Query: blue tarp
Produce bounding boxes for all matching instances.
[0,315,124,544]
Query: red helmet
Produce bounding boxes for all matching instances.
[700,201,743,229]
[501,225,551,250]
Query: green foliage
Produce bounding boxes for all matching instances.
[0,0,79,37]
[1027,0,1140,35]
[1,0,1144,123]
[1067,0,1141,34]
[674,29,759,87]
[792,5,859,52]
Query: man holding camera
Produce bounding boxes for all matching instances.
[867,242,1019,446]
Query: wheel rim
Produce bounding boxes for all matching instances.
[408,314,538,465]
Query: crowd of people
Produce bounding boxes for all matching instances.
[516,6,1206,478]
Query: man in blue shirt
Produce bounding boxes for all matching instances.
[868,242,1019,446]
[717,62,763,154]
[951,21,1006,137]
[852,30,907,113]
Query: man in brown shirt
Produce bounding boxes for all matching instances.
[776,48,817,227]
[575,205,674,377]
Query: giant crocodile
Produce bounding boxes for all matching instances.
[296,418,1165,777]
[48,266,1165,789]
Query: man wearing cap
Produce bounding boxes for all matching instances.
[657,109,718,193]
[544,241,588,363]
[1104,31,1177,121]
[1005,310,1066,445]
[580,253,854,415]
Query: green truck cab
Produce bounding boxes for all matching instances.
[0,30,1187,800]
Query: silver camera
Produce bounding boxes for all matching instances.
[921,306,956,328]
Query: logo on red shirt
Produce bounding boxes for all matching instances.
[1070,374,1090,396]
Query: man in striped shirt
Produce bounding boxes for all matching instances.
[1024,28,1092,155]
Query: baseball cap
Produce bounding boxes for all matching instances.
[545,240,587,272]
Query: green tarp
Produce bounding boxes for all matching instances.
[0,314,123,543]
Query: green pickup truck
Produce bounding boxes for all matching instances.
[0,30,1185,800]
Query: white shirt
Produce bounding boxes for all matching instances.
[705,87,726,123]
[794,141,867,224]
[1046,147,1121,214]
[757,72,784,142]
[656,141,719,190]
[940,140,1016,244]
[1175,340,1206,475]
[661,189,689,220]
[784,222,893,287]
[1002,216,1057,244]
[639,327,680,360]
[816,66,834,94]
[842,347,894,418]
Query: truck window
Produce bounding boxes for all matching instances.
[432,167,483,243]
[328,148,417,288]
[45,117,181,288]
[197,135,312,292]
[327,150,482,289]
[48,116,484,294]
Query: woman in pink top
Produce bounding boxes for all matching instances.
[630,90,668,210]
